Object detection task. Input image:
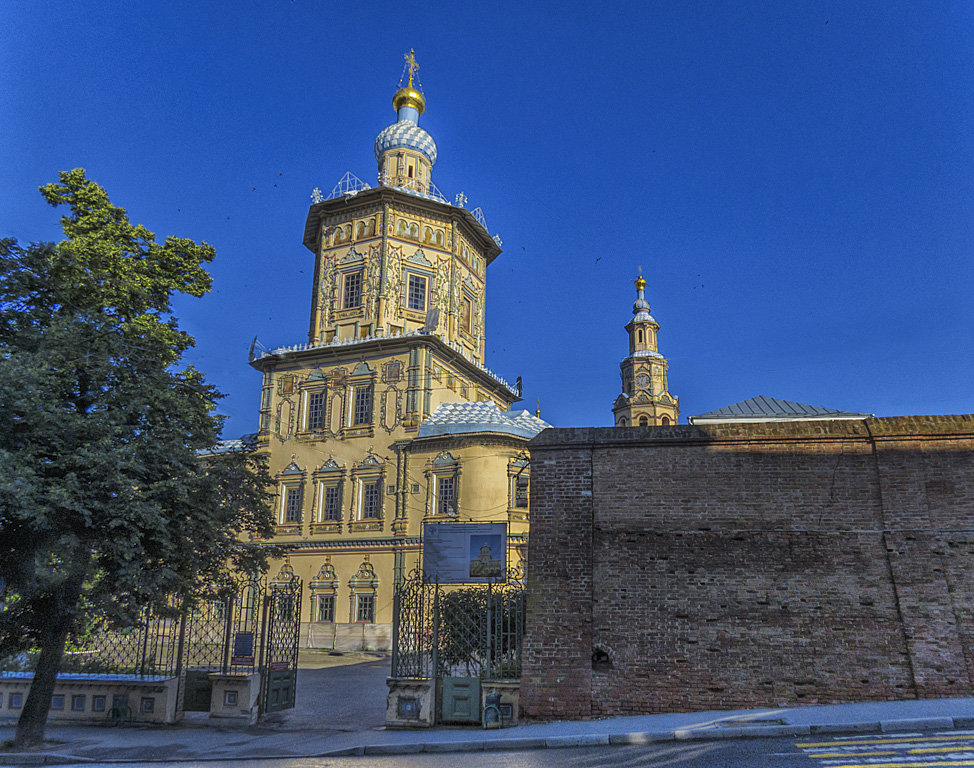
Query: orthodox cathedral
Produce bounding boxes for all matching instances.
[250,53,549,649]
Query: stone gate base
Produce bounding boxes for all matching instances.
[0,672,179,724]
[385,677,520,728]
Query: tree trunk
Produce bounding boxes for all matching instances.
[12,552,89,749]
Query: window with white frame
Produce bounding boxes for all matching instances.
[356,593,375,623]
[319,484,341,521]
[342,271,363,309]
[317,594,335,622]
[436,475,457,515]
[282,486,302,524]
[352,384,373,425]
[406,273,427,312]
[307,390,325,431]
[361,480,381,519]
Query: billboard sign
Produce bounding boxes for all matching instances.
[423,522,507,584]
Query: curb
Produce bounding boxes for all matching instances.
[5,715,974,764]
[316,715,974,758]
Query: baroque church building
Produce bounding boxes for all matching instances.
[250,53,548,650]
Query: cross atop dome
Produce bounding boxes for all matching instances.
[392,48,427,118]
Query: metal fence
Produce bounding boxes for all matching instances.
[57,597,183,678]
[3,573,302,715]
[391,567,525,682]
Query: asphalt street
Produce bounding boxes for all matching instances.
[36,731,974,768]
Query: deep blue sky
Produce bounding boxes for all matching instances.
[4,1,972,435]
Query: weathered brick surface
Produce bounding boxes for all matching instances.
[520,415,974,720]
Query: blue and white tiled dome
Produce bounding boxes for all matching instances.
[374,121,438,165]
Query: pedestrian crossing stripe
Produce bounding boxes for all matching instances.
[810,748,974,758]
[822,762,974,768]
[799,735,974,748]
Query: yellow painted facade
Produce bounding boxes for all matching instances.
[612,276,680,426]
[251,56,542,650]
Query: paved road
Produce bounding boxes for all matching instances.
[45,730,974,768]
[263,653,390,732]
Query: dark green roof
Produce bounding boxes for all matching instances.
[690,396,872,423]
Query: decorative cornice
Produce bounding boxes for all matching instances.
[249,331,518,399]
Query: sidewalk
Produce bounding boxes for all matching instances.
[2,660,974,765]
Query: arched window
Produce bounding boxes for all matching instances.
[639,415,649,427]
[619,417,627,426]
[637,328,643,344]
[661,416,671,426]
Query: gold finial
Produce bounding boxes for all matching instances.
[635,274,647,291]
[393,49,426,116]
[536,398,541,418]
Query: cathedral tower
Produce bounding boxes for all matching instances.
[612,275,679,426]
[248,53,546,650]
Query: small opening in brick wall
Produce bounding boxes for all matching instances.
[592,648,613,673]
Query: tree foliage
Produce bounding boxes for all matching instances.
[0,170,274,747]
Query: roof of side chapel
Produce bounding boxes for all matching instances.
[417,401,551,439]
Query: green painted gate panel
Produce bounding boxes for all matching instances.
[182,671,212,712]
[441,676,480,723]
[264,670,296,712]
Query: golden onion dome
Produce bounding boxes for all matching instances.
[393,85,426,115]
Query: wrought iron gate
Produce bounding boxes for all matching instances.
[259,579,302,712]
[391,567,524,724]
[174,574,301,715]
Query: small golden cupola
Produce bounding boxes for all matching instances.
[374,50,437,194]
[612,273,680,427]
[627,274,659,354]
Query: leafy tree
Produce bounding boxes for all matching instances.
[0,170,275,748]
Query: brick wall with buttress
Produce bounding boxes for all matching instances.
[519,415,974,720]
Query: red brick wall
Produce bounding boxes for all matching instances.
[520,415,974,720]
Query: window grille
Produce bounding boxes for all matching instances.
[362,481,381,518]
[307,391,324,431]
[437,475,456,515]
[284,487,302,523]
[515,477,529,509]
[407,274,427,311]
[343,271,363,308]
[353,384,373,425]
[321,485,341,521]
[356,594,375,622]
[317,594,335,622]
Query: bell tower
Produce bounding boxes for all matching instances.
[612,274,679,426]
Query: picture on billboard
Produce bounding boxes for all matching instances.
[469,533,504,578]
[422,522,507,583]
